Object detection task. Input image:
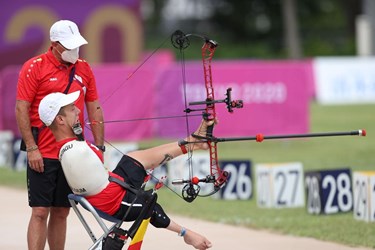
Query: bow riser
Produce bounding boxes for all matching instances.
[201,40,229,190]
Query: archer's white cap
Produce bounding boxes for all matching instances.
[50,20,88,50]
[39,91,80,126]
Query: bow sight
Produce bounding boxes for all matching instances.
[186,87,244,114]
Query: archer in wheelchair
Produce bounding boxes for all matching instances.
[38,91,213,250]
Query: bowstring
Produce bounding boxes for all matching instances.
[178,44,195,183]
[82,33,192,200]
[95,35,171,107]
[84,120,186,200]
[85,113,202,125]
[83,34,170,128]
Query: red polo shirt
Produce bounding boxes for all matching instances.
[17,47,99,159]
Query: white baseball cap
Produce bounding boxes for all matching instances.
[50,20,88,50]
[39,91,80,126]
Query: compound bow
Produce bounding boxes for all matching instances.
[167,30,366,203]
[170,30,243,202]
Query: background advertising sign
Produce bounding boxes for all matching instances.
[314,57,375,104]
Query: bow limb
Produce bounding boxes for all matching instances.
[201,39,229,191]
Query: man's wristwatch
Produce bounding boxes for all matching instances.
[96,145,106,152]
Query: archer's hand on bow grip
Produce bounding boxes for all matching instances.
[189,119,218,150]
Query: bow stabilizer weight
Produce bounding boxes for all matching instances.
[212,129,367,143]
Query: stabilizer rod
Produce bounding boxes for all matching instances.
[213,129,366,143]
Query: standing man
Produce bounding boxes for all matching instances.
[15,20,104,250]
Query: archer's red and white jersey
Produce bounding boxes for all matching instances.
[57,138,125,215]
[58,139,108,196]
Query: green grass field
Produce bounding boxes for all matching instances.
[1,102,374,248]
[154,102,375,248]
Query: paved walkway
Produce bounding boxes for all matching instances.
[1,187,371,250]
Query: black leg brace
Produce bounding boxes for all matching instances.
[150,203,171,228]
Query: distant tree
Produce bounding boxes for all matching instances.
[281,0,302,58]
[142,0,362,58]
[210,0,284,49]
[209,0,362,57]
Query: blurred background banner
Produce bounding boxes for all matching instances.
[0,66,21,132]
[0,0,143,69]
[0,60,311,140]
[91,63,158,141]
[314,57,375,105]
[155,60,312,138]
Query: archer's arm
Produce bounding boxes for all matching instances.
[127,119,214,170]
[86,100,104,146]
